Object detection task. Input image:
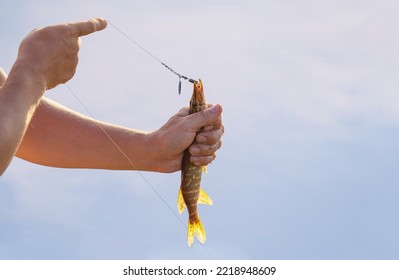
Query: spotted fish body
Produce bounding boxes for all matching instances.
[178,79,213,247]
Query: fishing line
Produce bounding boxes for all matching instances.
[65,84,215,259]
[64,23,215,258]
[108,21,197,94]
[65,84,185,228]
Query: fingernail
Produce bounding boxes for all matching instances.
[196,135,206,143]
[211,104,222,115]
[191,147,200,155]
[210,105,219,115]
[191,157,200,166]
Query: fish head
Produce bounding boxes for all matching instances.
[190,79,206,113]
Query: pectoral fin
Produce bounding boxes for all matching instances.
[197,188,213,205]
[177,188,186,214]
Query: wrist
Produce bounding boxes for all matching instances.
[145,129,181,173]
[9,59,46,97]
[142,130,164,172]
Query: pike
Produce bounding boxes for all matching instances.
[177,79,213,247]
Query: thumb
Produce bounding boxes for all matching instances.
[187,104,223,130]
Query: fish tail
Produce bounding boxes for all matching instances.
[187,217,206,247]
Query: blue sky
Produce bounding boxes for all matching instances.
[1,0,399,259]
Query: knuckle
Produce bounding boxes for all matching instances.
[210,142,220,153]
[207,132,218,143]
[201,110,212,125]
[207,144,215,153]
[216,140,222,150]
[214,118,223,128]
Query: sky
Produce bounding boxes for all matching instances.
[1,0,399,259]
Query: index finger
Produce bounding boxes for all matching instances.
[68,18,108,37]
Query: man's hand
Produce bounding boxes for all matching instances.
[150,104,224,173]
[0,19,107,175]
[16,18,107,91]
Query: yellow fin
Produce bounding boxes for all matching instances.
[202,166,207,173]
[197,188,213,205]
[177,188,186,214]
[187,218,206,247]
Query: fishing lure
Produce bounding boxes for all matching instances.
[108,22,197,94]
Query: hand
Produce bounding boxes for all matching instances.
[188,105,224,167]
[150,104,224,173]
[15,18,107,91]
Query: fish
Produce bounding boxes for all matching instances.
[178,79,213,247]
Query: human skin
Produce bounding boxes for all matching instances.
[0,18,223,175]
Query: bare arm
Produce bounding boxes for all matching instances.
[0,64,45,174]
[16,97,155,171]
[0,18,107,175]
[16,97,223,173]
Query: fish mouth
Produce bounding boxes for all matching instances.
[193,79,205,103]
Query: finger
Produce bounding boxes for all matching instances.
[196,125,224,145]
[68,18,108,37]
[190,154,217,167]
[202,118,223,132]
[189,140,222,156]
[176,106,189,117]
[187,104,223,131]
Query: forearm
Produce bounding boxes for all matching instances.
[16,98,158,171]
[0,63,45,175]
